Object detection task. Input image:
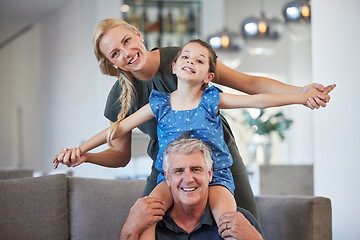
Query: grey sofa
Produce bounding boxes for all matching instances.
[0,174,332,240]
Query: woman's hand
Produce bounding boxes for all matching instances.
[120,196,165,240]
[302,83,336,109]
[52,147,87,169]
[218,211,263,240]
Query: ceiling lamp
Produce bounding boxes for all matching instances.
[208,29,243,52]
[283,0,311,41]
[207,0,244,69]
[240,1,284,56]
[207,29,244,69]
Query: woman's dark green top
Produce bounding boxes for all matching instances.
[103,47,259,221]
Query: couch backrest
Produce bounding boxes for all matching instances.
[0,174,332,240]
[256,195,332,240]
[68,177,146,240]
[0,174,69,240]
[0,168,34,180]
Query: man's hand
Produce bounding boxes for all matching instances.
[218,211,263,240]
[119,196,165,240]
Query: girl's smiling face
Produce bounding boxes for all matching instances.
[99,25,148,74]
[172,42,215,85]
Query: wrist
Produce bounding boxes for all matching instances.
[120,222,140,240]
[119,231,139,240]
[294,86,303,94]
[83,152,92,163]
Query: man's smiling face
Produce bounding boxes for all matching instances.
[165,150,212,208]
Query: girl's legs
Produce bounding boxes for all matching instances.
[209,185,237,240]
[139,181,173,240]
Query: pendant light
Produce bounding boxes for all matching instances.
[207,0,244,68]
[282,0,311,41]
[207,29,243,52]
[240,0,284,56]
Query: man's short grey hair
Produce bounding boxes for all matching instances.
[163,133,213,173]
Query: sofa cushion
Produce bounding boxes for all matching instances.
[256,195,332,240]
[68,177,146,240]
[0,174,69,240]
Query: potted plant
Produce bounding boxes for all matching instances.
[242,109,293,164]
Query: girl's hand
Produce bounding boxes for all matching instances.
[52,147,87,169]
[301,83,336,110]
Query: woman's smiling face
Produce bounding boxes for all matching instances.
[99,25,148,74]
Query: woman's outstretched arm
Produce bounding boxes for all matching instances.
[214,60,335,109]
[218,87,323,110]
[53,104,154,168]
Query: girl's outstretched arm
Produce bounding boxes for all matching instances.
[218,88,323,110]
[80,103,154,154]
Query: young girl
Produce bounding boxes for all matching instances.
[55,39,323,239]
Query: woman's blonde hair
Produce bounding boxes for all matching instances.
[93,18,137,149]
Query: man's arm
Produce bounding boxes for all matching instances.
[218,208,264,240]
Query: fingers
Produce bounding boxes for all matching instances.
[307,97,320,109]
[315,96,328,107]
[52,155,58,164]
[218,211,235,235]
[314,83,325,92]
[53,155,60,169]
[139,196,165,220]
[72,148,82,167]
[56,148,72,167]
[70,148,78,167]
[309,83,335,109]
[128,197,165,231]
[57,149,67,161]
[53,148,68,169]
[141,196,165,213]
[317,93,330,103]
[63,150,72,167]
[323,84,336,94]
[53,147,85,169]
[218,220,228,235]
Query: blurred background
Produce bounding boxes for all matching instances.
[0,0,358,239]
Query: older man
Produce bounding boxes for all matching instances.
[120,136,263,240]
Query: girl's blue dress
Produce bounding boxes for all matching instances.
[149,86,234,194]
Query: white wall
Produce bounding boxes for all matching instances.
[312,0,360,239]
[0,0,126,178]
[216,0,313,165]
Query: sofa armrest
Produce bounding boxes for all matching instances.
[255,195,332,240]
